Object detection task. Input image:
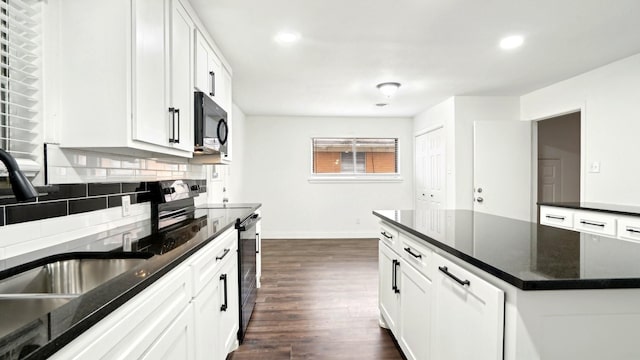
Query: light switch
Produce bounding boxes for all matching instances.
[589,161,600,173]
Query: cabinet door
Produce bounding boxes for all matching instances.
[219,254,240,355]
[431,255,504,360]
[169,0,193,151]
[399,261,432,360]
[194,30,210,94]
[132,0,168,147]
[140,304,195,360]
[193,275,223,360]
[379,241,400,332]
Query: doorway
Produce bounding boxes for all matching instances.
[535,111,581,278]
[536,112,581,207]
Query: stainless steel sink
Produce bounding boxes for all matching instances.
[0,257,148,295]
[0,297,74,338]
[0,255,150,339]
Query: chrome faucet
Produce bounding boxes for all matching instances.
[0,148,38,201]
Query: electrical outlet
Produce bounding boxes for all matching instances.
[590,161,601,173]
[122,232,132,251]
[356,218,360,224]
[122,195,131,216]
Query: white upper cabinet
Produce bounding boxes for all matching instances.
[194,30,227,109]
[169,1,195,152]
[59,0,195,157]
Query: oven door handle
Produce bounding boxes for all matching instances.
[237,214,262,231]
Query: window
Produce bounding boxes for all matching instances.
[0,0,41,176]
[311,138,400,181]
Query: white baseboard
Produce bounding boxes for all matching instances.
[262,230,378,239]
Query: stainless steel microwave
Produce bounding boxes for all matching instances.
[194,91,228,155]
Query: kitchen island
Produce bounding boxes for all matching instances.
[374,209,640,360]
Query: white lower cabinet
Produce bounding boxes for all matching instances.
[379,241,400,332]
[430,254,504,360]
[193,273,223,359]
[51,229,240,360]
[398,258,432,360]
[141,304,195,360]
[379,222,504,360]
[50,264,193,360]
[218,254,240,355]
[193,250,239,360]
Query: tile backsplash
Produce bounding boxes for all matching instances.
[0,181,207,226]
[0,145,211,260]
[46,144,207,183]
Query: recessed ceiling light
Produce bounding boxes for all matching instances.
[376,82,401,98]
[274,31,301,45]
[500,35,524,50]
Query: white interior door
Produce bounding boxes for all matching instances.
[538,159,562,202]
[415,127,445,239]
[473,121,532,221]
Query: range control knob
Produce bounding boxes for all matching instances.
[191,184,200,191]
[163,187,176,195]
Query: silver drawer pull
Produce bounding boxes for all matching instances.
[580,220,605,227]
[626,227,640,234]
[545,215,565,220]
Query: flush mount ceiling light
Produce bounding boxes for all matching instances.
[376,82,401,98]
[499,35,524,50]
[274,31,301,45]
[375,103,389,107]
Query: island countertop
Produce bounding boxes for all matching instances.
[373,209,640,290]
[538,202,640,217]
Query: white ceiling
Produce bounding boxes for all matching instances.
[189,0,640,118]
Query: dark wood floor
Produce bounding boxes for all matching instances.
[228,239,403,360]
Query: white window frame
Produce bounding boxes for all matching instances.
[308,137,403,183]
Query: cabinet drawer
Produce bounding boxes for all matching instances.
[618,216,640,242]
[190,228,237,297]
[573,210,617,237]
[540,206,574,229]
[399,233,433,279]
[379,222,399,249]
[433,254,504,306]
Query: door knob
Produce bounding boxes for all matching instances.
[476,197,484,203]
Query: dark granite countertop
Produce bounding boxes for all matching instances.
[374,209,640,291]
[538,202,640,217]
[0,203,261,359]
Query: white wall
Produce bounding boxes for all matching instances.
[243,116,414,239]
[521,52,640,205]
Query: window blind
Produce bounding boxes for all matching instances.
[0,0,40,175]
